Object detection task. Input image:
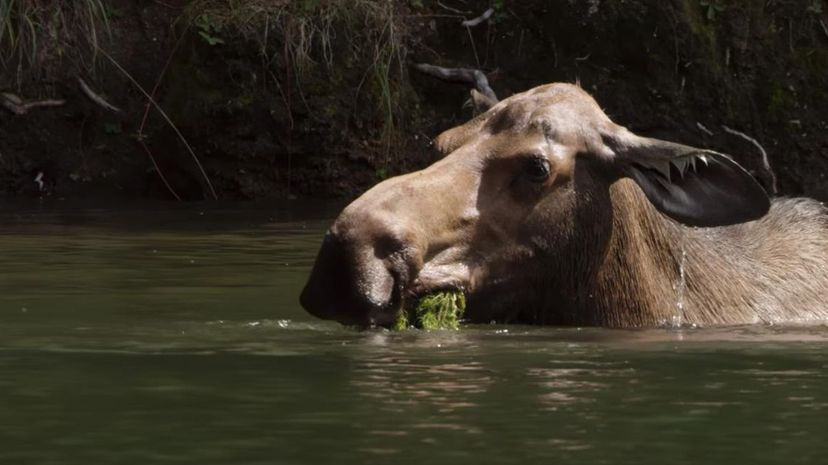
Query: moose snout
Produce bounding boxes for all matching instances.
[300,212,422,326]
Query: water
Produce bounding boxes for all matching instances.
[672,247,688,328]
[1,202,826,465]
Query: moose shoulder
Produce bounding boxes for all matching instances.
[301,83,828,327]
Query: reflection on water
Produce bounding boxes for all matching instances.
[0,203,827,464]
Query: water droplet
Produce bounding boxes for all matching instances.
[673,247,688,328]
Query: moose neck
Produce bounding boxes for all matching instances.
[590,179,763,327]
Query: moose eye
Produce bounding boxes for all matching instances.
[523,157,551,183]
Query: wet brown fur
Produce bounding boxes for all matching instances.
[593,183,828,326]
[303,83,828,327]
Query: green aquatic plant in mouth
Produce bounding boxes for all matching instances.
[393,291,466,331]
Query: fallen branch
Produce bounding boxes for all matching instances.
[722,125,777,195]
[78,77,121,112]
[97,47,219,200]
[413,63,498,102]
[461,8,494,27]
[1,92,65,115]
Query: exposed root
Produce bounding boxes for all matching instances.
[722,125,778,195]
[436,2,468,15]
[1,92,65,115]
[461,8,494,27]
[696,122,714,136]
[78,77,120,112]
[412,63,498,102]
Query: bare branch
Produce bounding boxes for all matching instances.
[78,77,121,112]
[461,8,494,27]
[820,19,828,42]
[1,92,65,115]
[437,1,467,15]
[696,122,714,136]
[722,125,778,195]
[412,63,498,102]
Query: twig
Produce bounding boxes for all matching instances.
[437,1,467,14]
[139,140,181,201]
[97,47,219,200]
[403,14,465,19]
[78,77,121,112]
[696,122,714,136]
[137,26,191,201]
[820,19,828,41]
[465,24,481,67]
[268,70,294,130]
[461,8,494,27]
[412,63,498,102]
[722,125,777,195]
[1,92,65,115]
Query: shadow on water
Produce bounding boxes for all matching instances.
[0,202,826,464]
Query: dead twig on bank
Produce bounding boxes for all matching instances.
[136,26,191,202]
[1,92,65,115]
[722,125,777,195]
[696,122,714,136]
[461,8,494,27]
[436,1,467,15]
[413,63,498,102]
[97,47,219,200]
[78,77,121,112]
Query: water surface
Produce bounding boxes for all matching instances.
[0,202,826,464]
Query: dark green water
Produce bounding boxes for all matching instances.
[1,204,826,465]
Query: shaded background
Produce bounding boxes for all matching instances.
[1,0,826,201]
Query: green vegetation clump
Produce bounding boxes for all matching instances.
[393,291,466,331]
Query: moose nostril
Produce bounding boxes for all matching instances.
[372,233,405,260]
[302,217,423,325]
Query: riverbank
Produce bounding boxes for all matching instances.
[1,0,826,201]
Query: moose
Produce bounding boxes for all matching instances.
[301,83,828,327]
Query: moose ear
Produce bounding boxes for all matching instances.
[607,133,770,227]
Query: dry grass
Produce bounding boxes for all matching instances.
[186,0,408,159]
[0,0,110,89]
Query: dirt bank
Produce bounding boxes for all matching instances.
[1,0,826,201]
